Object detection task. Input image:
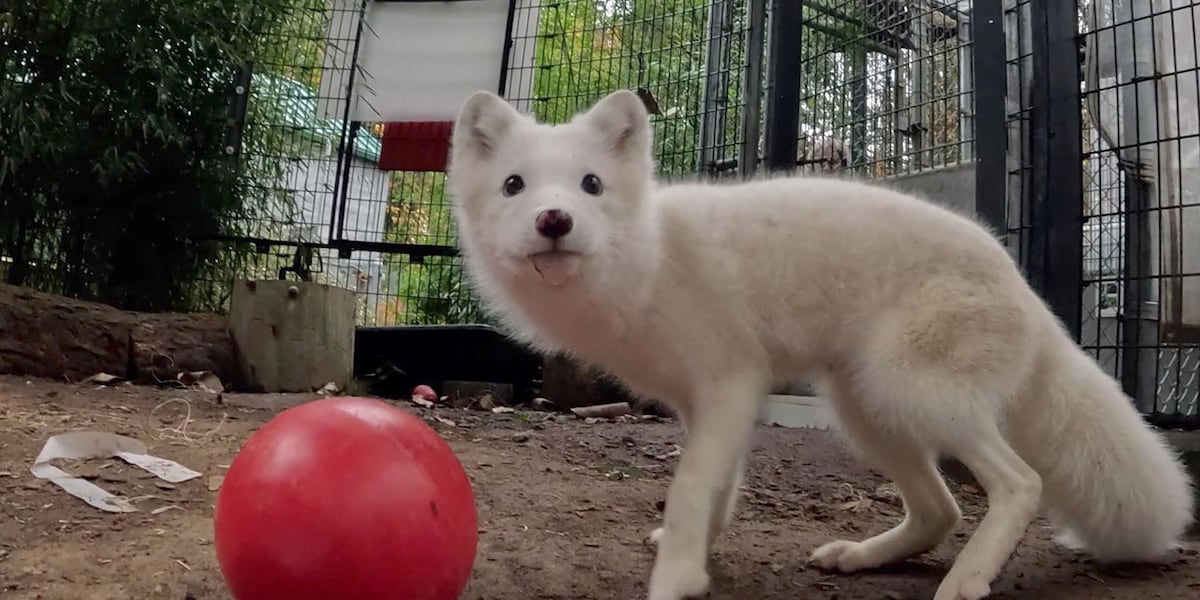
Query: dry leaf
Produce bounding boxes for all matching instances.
[177,371,224,395]
[84,373,122,385]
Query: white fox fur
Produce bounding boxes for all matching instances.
[446,90,1194,600]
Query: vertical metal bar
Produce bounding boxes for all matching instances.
[1028,0,1084,340]
[911,11,930,170]
[1123,177,1160,408]
[972,2,1007,234]
[762,0,803,172]
[849,44,867,172]
[958,9,975,163]
[335,121,362,250]
[496,0,520,96]
[699,0,732,175]
[1004,0,1032,262]
[224,62,255,166]
[330,0,371,245]
[739,0,767,178]
[1114,0,1161,411]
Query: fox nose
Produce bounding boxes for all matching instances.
[535,209,573,239]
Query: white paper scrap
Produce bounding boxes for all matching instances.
[115,451,202,484]
[30,432,202,513]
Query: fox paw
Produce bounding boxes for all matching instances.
[647,527,665,544]
[809,540,878,573]
[647,557,710,600]
[933,570,992,600]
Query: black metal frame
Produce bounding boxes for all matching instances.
[762,0,802,172]
[971,3,1007,235]
[1027,0,1083,339]
[739,0,767,176]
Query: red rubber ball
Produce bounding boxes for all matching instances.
[214,396,477,600]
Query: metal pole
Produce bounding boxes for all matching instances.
[1028,0,1084,339]
[739,0,768,177]
[762,0,803,172]
[699,0,734,175]
[496,0,520,96]
[972,2,1006,234]
[1113,0,1161,410]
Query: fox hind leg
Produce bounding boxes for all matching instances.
[811,375,961,572]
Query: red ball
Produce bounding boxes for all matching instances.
[214,396,477,600]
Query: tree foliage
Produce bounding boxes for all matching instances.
[0,0,296,310]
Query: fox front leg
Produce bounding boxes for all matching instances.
[646,374,763,600]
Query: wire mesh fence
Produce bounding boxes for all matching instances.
[796,0,975,177]
[997,0,1037,295]
[174,0,755,327]
[357,0,752,326]
[1078,0,1200,425]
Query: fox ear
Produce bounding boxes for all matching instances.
[579,89,652,160]
[453,91,520,158]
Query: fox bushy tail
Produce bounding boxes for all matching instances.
[1009,329,1194,562]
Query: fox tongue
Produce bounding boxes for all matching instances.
[530,253,577,287]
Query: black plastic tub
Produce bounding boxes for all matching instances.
[353,325,542,402]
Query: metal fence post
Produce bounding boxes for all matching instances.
[699,0,734,175]
[738,0,767,177]
[224,62,255,166]
[762,0,803,172]
[972,3,1007,236]
[1027,0,1083,340]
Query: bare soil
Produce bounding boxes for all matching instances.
[1,375,1197,600]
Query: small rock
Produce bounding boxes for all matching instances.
[511,432,533,444]
[207,475,225,492]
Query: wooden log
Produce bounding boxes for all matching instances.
[228,280,356,393]
[0,284,132,381]
[0,283,235,384]
[129,313,235,386]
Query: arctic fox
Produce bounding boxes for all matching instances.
[445,90,1194,600]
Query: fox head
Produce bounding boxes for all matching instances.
[447,90,661,317]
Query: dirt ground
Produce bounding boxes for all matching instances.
[1,375,1197,600]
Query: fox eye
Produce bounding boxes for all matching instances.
[581,173,603,196]
[502,175,525,197]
